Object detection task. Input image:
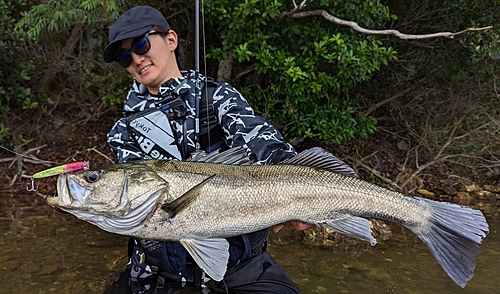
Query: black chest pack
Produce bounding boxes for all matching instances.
[125,82,224,160]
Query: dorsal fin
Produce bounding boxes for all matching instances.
[188,146,357,177]
[280,147,358,178]
[187,146,255,165]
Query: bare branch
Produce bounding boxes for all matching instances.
[362,87,412,116]
[279,4,493,40]
[235,64,255,79]
[63,146,115,165]
[494,74,500,99]
[346,155,402,191]
[398,113,497,188]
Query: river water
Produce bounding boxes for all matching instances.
[0,193,498,294]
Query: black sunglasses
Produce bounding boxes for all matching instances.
[115,31,166,68]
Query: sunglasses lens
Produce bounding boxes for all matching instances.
[114,35,154,67]
[133,37,150,55]
[115,48,132,68]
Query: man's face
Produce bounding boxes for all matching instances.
[120,30,181,94]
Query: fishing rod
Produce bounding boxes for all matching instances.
[194,0,201,151]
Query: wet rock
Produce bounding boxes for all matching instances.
[461,183,481,193]
[453,192,474,205]
[475,190,494,200]
[308,260,349,280]
[302,219,392,252]
[397,140,409,151]
[477,201,498,215]
[38,264,61,275]
[314,286,328,294]
[417,189,435,198]
[442,185,457,196]
[484,185,500,193]
[21,272,32,280]
[20,260,40,273]
[438,194,452,201]
[370,219,392,240]
[366,266,392,281]
[396,169,423,190]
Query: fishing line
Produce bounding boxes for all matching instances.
[0,144,55,191]
[0,144,57,165]
[0,145,89,191]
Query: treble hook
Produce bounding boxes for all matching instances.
[26,177,38,192]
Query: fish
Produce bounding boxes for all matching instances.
[45,147,489,287]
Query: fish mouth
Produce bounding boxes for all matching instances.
[47,173,89,208]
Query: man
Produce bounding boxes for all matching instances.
[103,6,313,293]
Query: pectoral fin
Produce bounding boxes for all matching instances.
[321,216,377,246]
[161,175,216,218]
[180,238,230,281]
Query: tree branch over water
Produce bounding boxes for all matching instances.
[279,0,493,39]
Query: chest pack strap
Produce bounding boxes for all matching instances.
[199,81,224,150]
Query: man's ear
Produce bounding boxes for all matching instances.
[166,30,178,51]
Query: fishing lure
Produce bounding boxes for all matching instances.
[27,161,90,191]
[33,161,90,179]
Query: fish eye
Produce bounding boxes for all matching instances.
[85,170,102,183]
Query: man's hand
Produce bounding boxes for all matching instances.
[272,221,315,233]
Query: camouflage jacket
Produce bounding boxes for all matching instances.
[107,70,295,165]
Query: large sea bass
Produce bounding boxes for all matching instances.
[47,147,489,287]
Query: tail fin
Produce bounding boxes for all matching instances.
[406,198,489,288]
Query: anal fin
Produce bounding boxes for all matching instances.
[321,216,377,246]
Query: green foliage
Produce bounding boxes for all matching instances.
[367,172,382,185]
[16,1,131,97]
[0,0,133,144]
[460,29,500,78]
[205,0,397,143]
[0,0,52,125]
[16,0,127,41]
[96,69,134,106]
[294,101,378,144]
[0,123,9,140]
